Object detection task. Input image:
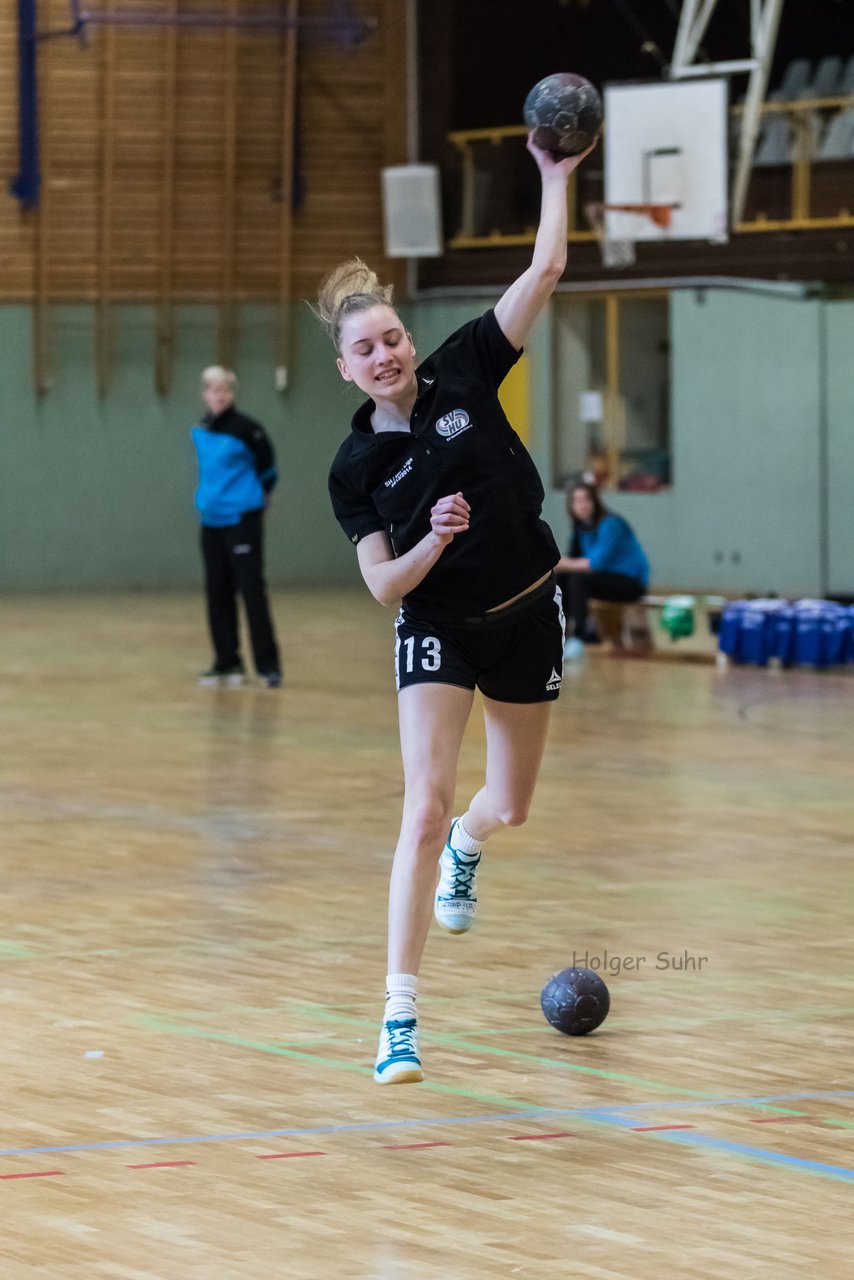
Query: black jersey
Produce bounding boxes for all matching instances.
[328,309,560,620]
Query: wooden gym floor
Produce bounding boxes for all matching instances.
[2,590,853,1278]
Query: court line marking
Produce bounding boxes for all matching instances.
[256,1151,326,1160]
[632,1124,696,1132]
[587,1109,854,1185]
[132,1017,550,1114]
[298,1006,809,1110]
[130,1004,854,1142]
[448,1005,854,1033]
[0,1111,599,1157]
[596,1090,854,1114]
[2,1092,853,1160]
[142,1012,833,1131]
[127,1161,197,1170]
[4,1121,853,1188]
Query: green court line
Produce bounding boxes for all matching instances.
[458,1005,854,1034]
[134,1015,547,1113]
[299,1006,807,1113]
[0,940,37,957]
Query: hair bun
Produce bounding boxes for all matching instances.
[315,257,395,348]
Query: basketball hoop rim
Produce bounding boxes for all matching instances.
[586,201,680,231]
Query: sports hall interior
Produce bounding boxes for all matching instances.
[2,1,854,1276]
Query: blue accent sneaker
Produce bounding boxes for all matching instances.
[434,819,481,935]
[374,1017,424,1085]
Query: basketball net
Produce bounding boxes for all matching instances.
[585,202,676,269]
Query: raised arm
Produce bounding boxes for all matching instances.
[494,136,596,352]
[356,493,470,607]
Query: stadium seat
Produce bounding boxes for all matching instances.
[816,108,854,161]
[754,116,792,166]
[797,55,843,100]
[769,58,812,101]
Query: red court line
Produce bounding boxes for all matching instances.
[0,1170,65,1180]
[127,1161,197,1169]
[508,1132,577,1142]
[382,1142,452,1151]
[632,1125,697,1132]
[749,1115,813,1124]
[256,1150,326,1160]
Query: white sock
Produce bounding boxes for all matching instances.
[451,817,484,859]
[385,973,417,1021]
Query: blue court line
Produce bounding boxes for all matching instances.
[582,1109,854,1186]
[0,1107,620,1157]
[603,1089,854,1114]
[2,1090,853,1159]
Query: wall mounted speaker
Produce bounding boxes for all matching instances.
[381,164,443,258]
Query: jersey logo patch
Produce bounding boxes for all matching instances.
[384,456,414,489]
[435,409,472,439]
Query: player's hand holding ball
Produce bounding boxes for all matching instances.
[524,72,603,155]
[524,71,601,175]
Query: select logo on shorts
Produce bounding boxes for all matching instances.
[435,409,472,440]
[546,667,562,692]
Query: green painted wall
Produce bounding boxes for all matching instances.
[667,289,823,596]
[0,304,362,590]
[596,291,842,597]
[1,292,851,596]
[826,303,854,595]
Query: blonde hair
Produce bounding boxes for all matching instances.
[315,257,396,350]
[201,365,238,389]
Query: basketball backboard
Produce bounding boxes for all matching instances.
[603,79,729,243]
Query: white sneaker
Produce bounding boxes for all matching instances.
[197,664,245,687]
[434,819,481,935]
[374,1016,424,1084]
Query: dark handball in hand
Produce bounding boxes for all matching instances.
[523,73,603,159]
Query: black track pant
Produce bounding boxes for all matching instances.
[201,511,280,674]
[556,570,645,640]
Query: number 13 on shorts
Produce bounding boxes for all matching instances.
[403,635,441,673]
[395,618,445,691]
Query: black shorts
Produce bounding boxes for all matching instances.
[394,577,565,704]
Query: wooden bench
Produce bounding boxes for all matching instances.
[590,594,729,658]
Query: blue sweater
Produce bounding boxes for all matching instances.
[578,514,649,587]
[192,406,277,527]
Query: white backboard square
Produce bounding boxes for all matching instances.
[604,79,729,243]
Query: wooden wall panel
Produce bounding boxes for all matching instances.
[0,0,404,302]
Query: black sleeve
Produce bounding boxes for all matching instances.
[435,309,522,392]
[233,413,278,494]
[328,455,385,546]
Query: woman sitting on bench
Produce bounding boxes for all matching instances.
[556,481,650,659]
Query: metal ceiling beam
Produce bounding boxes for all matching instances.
[670,0,787,225]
